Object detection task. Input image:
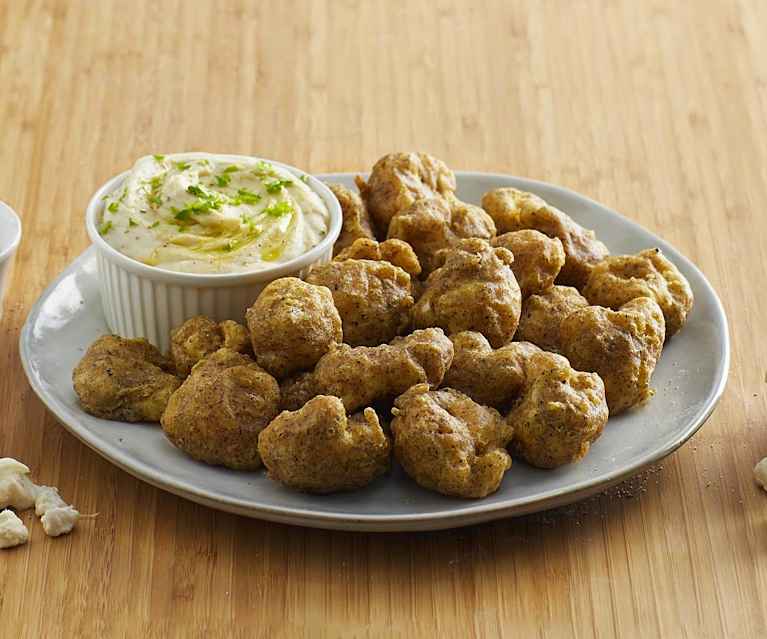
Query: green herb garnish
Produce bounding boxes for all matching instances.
[300,174,310,184]
[264,201,294,217]
[216,174,231,188]
[233,188,261,206]
[153,154,165,162]
[253,161,277,178]
[174,161,191,171]
[99,220,113,235]
[150,221,160,229]
[224,165,239,173]
[264,178,293,194]
[171,189,224,222]
[186,184,207,197]
[128,217,138,227]
[107,201,119,213]
[148,174,165,207]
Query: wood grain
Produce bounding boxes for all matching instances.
[1,1,765,637]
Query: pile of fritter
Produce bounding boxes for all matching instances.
[72,152,694,499]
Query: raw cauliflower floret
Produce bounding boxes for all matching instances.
[0,509,29,549]
[0,458,39,510]
[35,486,80,537]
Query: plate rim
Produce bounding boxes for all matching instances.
[18,172,731,531]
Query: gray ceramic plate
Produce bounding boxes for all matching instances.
[19,173,730,531]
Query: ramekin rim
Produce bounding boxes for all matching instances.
[85,154,342,286]
[0,201,22,263]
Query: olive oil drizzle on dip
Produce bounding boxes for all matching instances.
[100,153,330,274]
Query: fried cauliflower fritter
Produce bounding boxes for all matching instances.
[443,332,540,408]
[73,335,180,422]
[582,248,694,337]
[334,237,422,278]
[312,327,454,412]
[329,183,375,255]
[258,396,390,493]
[391,384,513,498]
[246,277,342,379]
[387,197,496,274]
[492,230,565,298]
[509,351,608,469]
[279,371,318,411]
[161,349,280,470]
[170,316,251,377]
[413,239,521,348]
[481,188,608,288]
[355,152,457,235]
[305,259,414,347]
[560,297,665,415]
[515,285,589,353]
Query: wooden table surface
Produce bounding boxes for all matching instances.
[1,1,766,637]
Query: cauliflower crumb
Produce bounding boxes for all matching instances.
[0,457,39,510]
[0,458,85,545]
[35,486,79,537]
[754,457,767,492]
[0,509,29,549]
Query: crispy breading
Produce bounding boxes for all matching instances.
[246,277,342,379]
[582,248,693,337]
[481,188,608,287]
[413,239,521,347]
[355,152,456,235]
[560,297,666,414]
[443,332,539,407]
[259,396,390,493]
[73,335,180,422]
[515,285,589,353]
[508,350,608,468]
[492,230,565,298]
[387,197,496,274]
[391,384,512,498]
[161,349,280,470]
[170,315,251,377]
[305,259,413,346]
[312,328,454,412]
[329,183,376,255]
[335,237,422,277]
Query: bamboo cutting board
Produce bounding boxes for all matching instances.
[1,1,765,637]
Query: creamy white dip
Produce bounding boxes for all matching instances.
[99,153,330,274]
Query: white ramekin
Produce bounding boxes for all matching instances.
[85,154,342,353]
[0,201,22,320]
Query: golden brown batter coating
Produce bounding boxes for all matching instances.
[355,152,457,235]
[170,315,251,377]
[328,183,375,255]
[481,188,609,288]
[387,198,496,274]
[412,239,521,348]
[560,297,666,414]
[515,285,589,353]
[73,335,180,422]
[161,349,280,470]
[443,332,538,407]
[334,237,422,278]
[582,248,694,337]
[509,352,608,469]
[306,259,414,347]
[258,396,390,493]
[492,230,566,298]
[313,328,454,412]
[391,384,513,498]
[246,277,342,379]
[279,371,318,411]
